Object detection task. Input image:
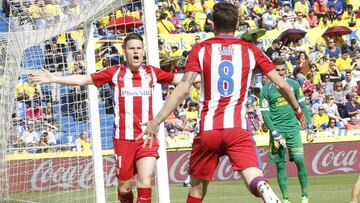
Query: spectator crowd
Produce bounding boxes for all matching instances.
[5,0,360,152]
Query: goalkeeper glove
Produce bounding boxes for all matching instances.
[306,124,315,143]
[272,130,287,150]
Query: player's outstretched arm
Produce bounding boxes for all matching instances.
[266,70,307,129]
[30,68,94,86]
[172,73,201,85]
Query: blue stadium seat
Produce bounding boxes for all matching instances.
[40,84,52,94]
[0,12,9,32]
[0,23,8,32]
[78,122,89,132]
[14,102,26,119]
[100,115,114,126]
[60,115,74,123]
[19,75,29,83]
[281,0,293,9]
[176,13,187,20]
[55,132,64,144]
[59,116,75,131]
[176,13,187,24]
[98,114,114,149]
[23,45,45,69]
[101,129,114,149]
[61,134,74,144]
[99,104,106,116]
[59,85,70,95]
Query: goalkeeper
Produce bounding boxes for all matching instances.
[259,58,313,203]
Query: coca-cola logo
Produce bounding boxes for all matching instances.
[31,157,117,191]
[9,143,359,193]
[217,156,241,180]
[168,148,270,182]
[169,152,190,183]
[312,144,358,175]
[257,148,269,172]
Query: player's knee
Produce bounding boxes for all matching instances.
[137,176,152,188]
[118,181,132,195]
[293,156,305,165]
[190,179,208,198]
[189,185,206,198]
[276,161,286,170]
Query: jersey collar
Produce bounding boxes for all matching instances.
[215,34,237,40]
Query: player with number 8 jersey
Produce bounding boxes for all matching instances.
[142,3,308,202]
[186,36,274,132]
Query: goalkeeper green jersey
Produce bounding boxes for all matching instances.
[259,78,306,133]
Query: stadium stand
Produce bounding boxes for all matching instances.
[6,0,360,153]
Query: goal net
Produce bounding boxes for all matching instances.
[0,0,168,202]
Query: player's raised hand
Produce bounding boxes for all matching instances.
[136,121,160,148]
[30,68,53,84]
[272,130,287,150]
[293,106,307,129]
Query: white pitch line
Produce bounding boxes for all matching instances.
[3,198,39,203]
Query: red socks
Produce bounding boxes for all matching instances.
[186,194,202,203]
[118,190,134,203]
[136,188,151,203]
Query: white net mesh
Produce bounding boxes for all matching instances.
[0,0,149,202]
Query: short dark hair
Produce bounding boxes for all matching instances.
[272,39,281,45]
[124,33,143,47]
[212,3,238,33]
[159,12,167,20]
[273,58,286,66]
[252,87,261,94]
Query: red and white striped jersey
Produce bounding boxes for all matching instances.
[90,64,174,140]
[185,35,274,132]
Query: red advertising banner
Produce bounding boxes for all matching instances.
[8,142,360,192]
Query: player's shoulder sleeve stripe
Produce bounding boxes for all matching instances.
[298,97,305,103]
[259,107,270,112]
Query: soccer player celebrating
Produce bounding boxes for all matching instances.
[140,3,307,203]
[31,33,185,203]
[259,58,313,203]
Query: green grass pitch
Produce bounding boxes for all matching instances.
[7,174,357,203]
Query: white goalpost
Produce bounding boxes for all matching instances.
[0,0,171,202]
[85,24,106,203]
